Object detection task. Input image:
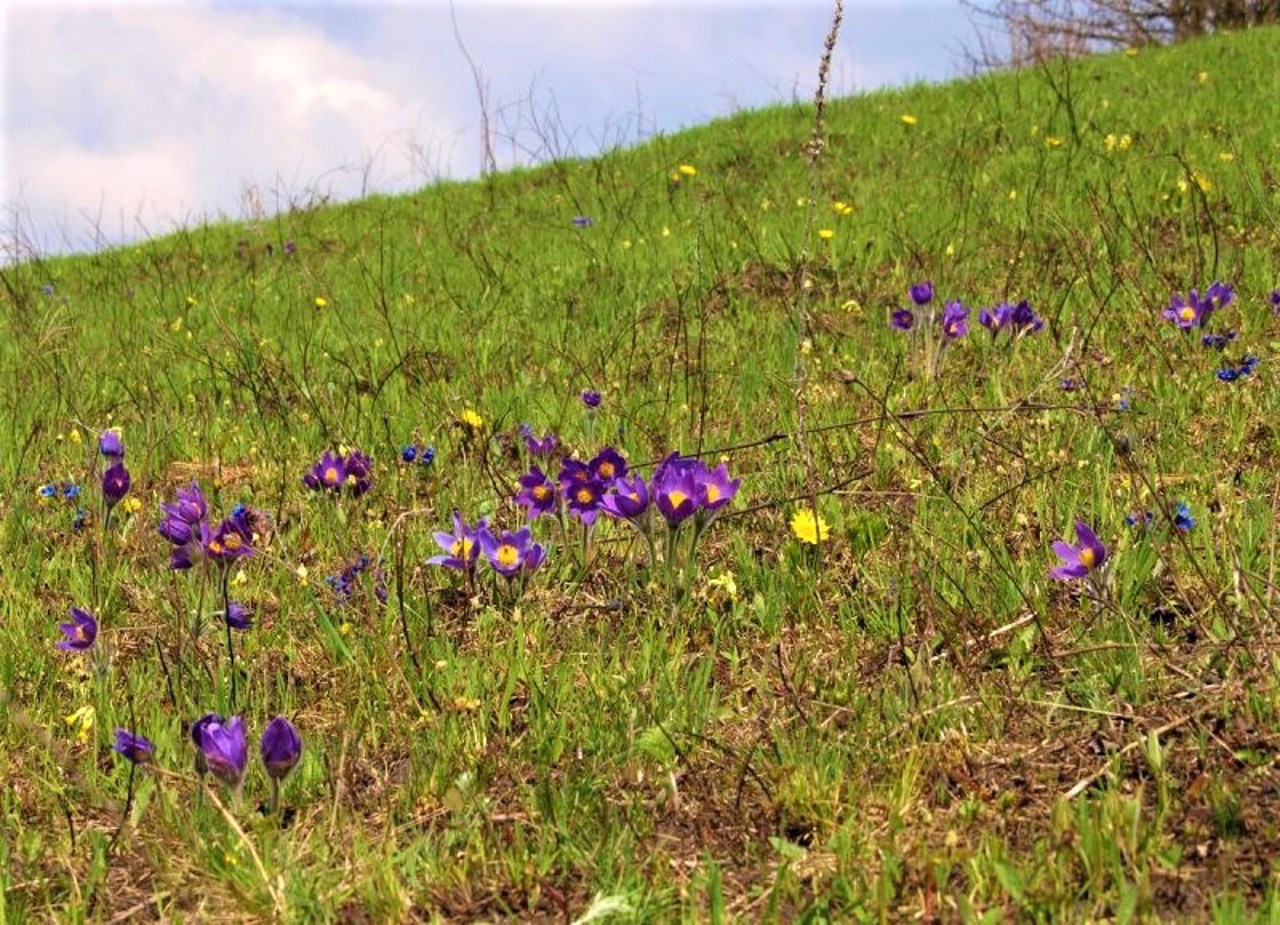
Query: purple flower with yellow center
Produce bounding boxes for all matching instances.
[479,525,544,578]
[602,473,650,523]
[941,300,969,339]
[101,462,131,509]
[99,429,125,460]
[303,451,346,492]
[522,428,558,457]
[112,729,155,764]
[580,388,602,409]
[1010,300,1045,335]
[1204,281,1234,312]
[1049,521,1108,581]
[589,447,628,482]
[427,511,485,570]
[890,308,915,332]
[565,476,605,526]
[260,716,302,781]
[57,607,97,651]
[697,463,741,514]
[1162,289,1215,329]
[558,459,592,486]
[515,466,558,520]
[653,453,701,528]
[194,715,248,787]
[910,281,934,306]
[202,516,253,565]
[225,601,253,631]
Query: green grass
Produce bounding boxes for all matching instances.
[4,22,1280,923]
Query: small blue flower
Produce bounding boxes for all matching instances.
[1126,511,1153,528]
[63,484,81,500]
[1201,331,1237,349]
[401,445,418,463]
[39,484,57,499]
[418,446,436,467]
[1217,367,1239,382]
[1173,502,1195,532]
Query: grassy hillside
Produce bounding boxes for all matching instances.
[2,22,1280,922]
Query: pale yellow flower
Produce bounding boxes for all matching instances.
[314,296,328,308]
[460,408,484,431]
[900,114,918,126]
[677,164,697,177]
[65,705,95,743]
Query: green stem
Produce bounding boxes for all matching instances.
[221,567,238,713]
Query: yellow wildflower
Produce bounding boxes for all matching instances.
[817,228,835,240]
[65,705,95,743]
[677,164,697,177]
[314,296,328,308]
[460,408,484,431]
[122,497,142,515]
[790,508,830,545]
[900,114,918,126]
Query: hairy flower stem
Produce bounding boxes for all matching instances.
[220,567,238,712]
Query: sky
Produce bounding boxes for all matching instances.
[1,0,983,259]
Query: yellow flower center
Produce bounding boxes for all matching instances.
[450,538,474,558]
[533,485,550,500]
[1078,547,1097,569]
[576,487,594,504]
[597,462,615,478]
[75,625,88,641]
[667,490,688,508]
[705,485,721,504]
[323,466,340,484]
[628,491,640,502]
[1179,306,1195,322]
[224,535,242,550]
[496,545,519,568]
[208,540,223,555]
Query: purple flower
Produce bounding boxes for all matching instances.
[602,474,650,523]
[941,300,969,339]
[1049,521,1108,581]
[890,308,916,332]
[99,429,125,460]
[697,463,741,514]
[478,526,545,578]
[401,445,418,463]
[978,303,1013,335]
[558,459,593,486]
[194,715,248,787]
[1270,290,1280,314]
[909,281,934,306]
[515,466,558,520]
[1202,331,1237,349]
[344,450,373,496]
[1162,291,1205,329]
[564,476,606,526]
[522,428,558,457]
[260,716,302,781]
[190,712,221,776]
[101,462,131,508]
[1009,300,1044,335]
[112,729,155,764]
[589,447,628,482]
[1204,281,1234,312]
[427,511,485,570]
[56,607,97,651]
[571,215,594,228]
[303,451,345,492]
[225,601,253,631]
[652,453,701,528]
[202,515,254,565]
[580,388,602,409]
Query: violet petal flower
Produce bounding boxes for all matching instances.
[515,466,558,520]
[580,388,602,409]
[652,453,701,528]
[304,451,345,492]
[890,308,915,332]
[99,429,125,460]
[112,728,155,764]
[426,511,485,570]
[697,463,741,513]
[102,462,131,508]
[56,607,97,651]
[602,474,650,522]
[225,602,253,631]
[564,477,605,526]
[479,526,537,578]
[909,281,934,306]
[195,715,248,787]
[260,716,302,781]
[1049,520,1108,581]
[941,300,969,339]
[589,447,628,482]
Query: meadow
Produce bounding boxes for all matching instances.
[2,21,1280,923]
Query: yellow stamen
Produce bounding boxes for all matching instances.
[496,545,519,569]
[597,462,615,478]
[533,485,549,500]
[1079,547,1097,569]
[576,487,594,504]
[668,490,688,508]
[705,485,721,504]
[323,466,340,484]
[1179,306,1195,322]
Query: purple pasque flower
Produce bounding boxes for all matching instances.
[941,300,969,339]
[260,716,302,781]
[602,473,650,523]
[194,715,248,787]
[303,451,346,492]
[564,475,606,526]
[697,462,741,514]
[225,601,253,631]
[112,728,155,764]
[101,462,131,508]
[1009,300,1044,335]
[521,425,558,457]
[427,511,485,570]
[56,607,97,651]
[1049,520,1108,581]
[99,429,125,460]
[978,303,1014,335]
[580,388,602,409]
[652,453,701,529]
[909,281,934,306]
[589,447,628,482]
[344,450,373,496]
[1204,281,1234,313]
[479,525,545,578]
[890,308,916,332]
[1270,289,1280,314]
[515,465,558,520]
[202,514,254,565]
[1162,290,1205,329]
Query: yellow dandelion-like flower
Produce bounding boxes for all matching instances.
[1196,70,1209,84]
[790,508,830,545]
[68,429,82,445]
[460,408,484,431]
[232,569,249,587]
[314,296,328,308]
[185,295,198,306]
[817,228,835,241]
[900,114,918,126]
[799,338,813,356]
[122,497,142,515]
[295,564,309,586]
[1218,151,1234,162]
[1044,136,1063,148]
[677,164,697,177]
